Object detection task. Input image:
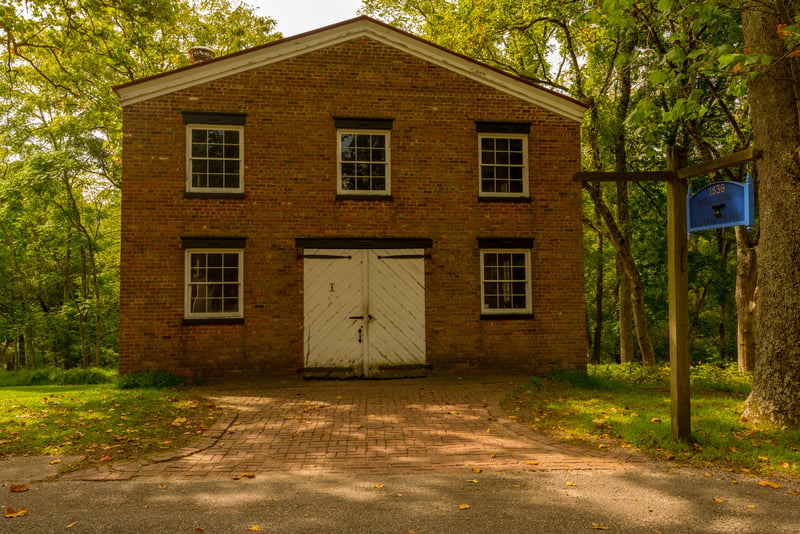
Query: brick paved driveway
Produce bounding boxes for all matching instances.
[66,374,638,481]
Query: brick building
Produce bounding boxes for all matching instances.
[114,17,588,379]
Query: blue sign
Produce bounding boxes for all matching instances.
[687,175,755,235]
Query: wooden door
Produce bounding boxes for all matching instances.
[303,249,425,377]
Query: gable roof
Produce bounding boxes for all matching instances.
[114,16,587,122]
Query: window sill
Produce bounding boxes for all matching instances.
[336,194,393,201]
[480,313,534,320]
[477,196,532,203]
[184,192,246,200]
[182,317,245,326]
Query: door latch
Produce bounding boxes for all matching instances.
[357,327,363,343]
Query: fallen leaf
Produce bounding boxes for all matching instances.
[566,481,577,487]
[247,526,262,531]
[159,484,168,490]
[713,498,726,503]
[99,454,113,462]
[650,417,662,423]
[172,417,187,427]
[525,461,539,466]
[758,456,769,462]
[591,523,609,530]
[704,473,712,478]
[786,490,800,496]
[458,504,471,510]
[4,507,28,518]
[758,480,784,489]
[467,479,479,484]
[49,458,61,465]
[9,484,29,493]
[471,467,482,473]
[374,484,385,489]
[66,522,78,529]
[240,473,256,479]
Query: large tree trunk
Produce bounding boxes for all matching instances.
[742,0,800,427]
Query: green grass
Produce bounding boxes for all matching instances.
[504,364,799,477]
[0,384,220,471]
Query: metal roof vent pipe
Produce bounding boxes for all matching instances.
[188,46,215,63]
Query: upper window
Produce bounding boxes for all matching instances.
[187,126,243,192]
[183,112,246,195]
[335,118,393,197]
[478,238,533,316]
[476,122,531,199]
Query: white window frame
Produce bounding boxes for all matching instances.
[186,124,244,193]
[480,249,532,314]
[337,129,391,196]
[478,133,529,198]
[184,249,244,319]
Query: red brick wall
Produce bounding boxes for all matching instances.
[119,37,586,379]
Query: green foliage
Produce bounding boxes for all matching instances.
[0,0,280,371]
[117,370,182,389]
[0,367,116,386]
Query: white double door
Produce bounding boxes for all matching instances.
[303,249,426,377]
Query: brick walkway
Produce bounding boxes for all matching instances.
[63,374,641,481]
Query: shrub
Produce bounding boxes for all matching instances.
[0,367,115,386]
[117,370,181,389]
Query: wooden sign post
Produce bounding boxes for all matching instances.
[575,147,759,442]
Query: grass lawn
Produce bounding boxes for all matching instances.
[503,365,800,478]
[0,384,220,471]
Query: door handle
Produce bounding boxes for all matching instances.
[349,315,375,321]
[357,327,363,343]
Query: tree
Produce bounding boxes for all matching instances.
[741,0,800,427]
[0,0,280,368]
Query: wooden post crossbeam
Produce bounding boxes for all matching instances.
[573,146,759,442]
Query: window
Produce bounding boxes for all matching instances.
[479,238,533,316]
[182,238,245,320]
[334,118,393,197]
[183,112,246,195]
[476,122,530,198]
[187,126,243,192]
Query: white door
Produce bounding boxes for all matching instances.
[303,249,426,377]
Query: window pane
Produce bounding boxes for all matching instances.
[481,138,494,150]
[342,176,355,190]
[192,143,207,158]
[372,178,386,190]
[207,130,224,144]
[341,147,355,161]
[224,130,239,144]
[356,134,371,146]
[208,174,224,188]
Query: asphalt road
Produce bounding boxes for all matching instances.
[2,457,799,533]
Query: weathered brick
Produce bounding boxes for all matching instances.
[118,30,586,380]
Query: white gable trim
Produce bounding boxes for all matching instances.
[115,18,586,122]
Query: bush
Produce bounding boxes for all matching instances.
[117,370,181,389]
[0,367,116,386]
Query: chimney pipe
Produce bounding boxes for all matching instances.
[188,46,215,63]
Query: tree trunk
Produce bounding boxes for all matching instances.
[616,186,635,363]
[614,39,636,365]
[735,225,757,372]
[585,183,657,365]
[592,212,603,365]
[742,0,800,427]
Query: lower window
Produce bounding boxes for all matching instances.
[480,249,531,314]
[185,249,243,319]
